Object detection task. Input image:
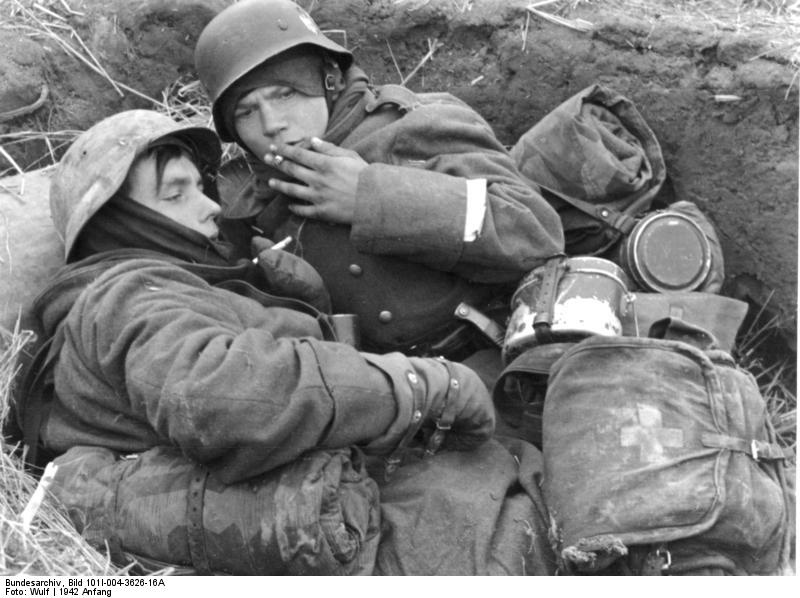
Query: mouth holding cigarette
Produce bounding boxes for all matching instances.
[252,235,293,263]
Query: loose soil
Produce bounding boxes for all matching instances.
[1,0,797,356]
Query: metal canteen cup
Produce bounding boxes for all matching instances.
[503,256,632,363]
[329,313,361,349]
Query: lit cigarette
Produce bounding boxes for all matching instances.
[272,235,293,250]
[251,236,293,263]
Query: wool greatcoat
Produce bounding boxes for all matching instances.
[33,251,483,484]
[219,68,565,359]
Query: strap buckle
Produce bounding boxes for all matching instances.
[424,364,460,458]
[656,547,672,571]
[751,439,761,461]
[384,456,402,480]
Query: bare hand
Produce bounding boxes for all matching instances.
[264,137,368,225]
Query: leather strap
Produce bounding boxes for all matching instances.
[424,358,461,457]
[383,368,427,480]
[532,256,567,343]
[365,84,420,114]
[186,467,211,574]
[18,328,67,470]
[538,181,655,236]
[701,433,793,461]
[453,302,505,347]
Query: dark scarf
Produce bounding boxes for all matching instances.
[71,195,236,267]
[38,196,315,337]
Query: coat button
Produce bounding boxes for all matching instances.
[348,264,363,277]
[378,310,393,323]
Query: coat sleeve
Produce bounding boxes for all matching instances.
[67,261,447,484]
[350,99,565,283]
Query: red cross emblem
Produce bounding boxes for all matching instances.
[620,404,684,463]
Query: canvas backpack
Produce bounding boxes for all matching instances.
[541,320,795,575]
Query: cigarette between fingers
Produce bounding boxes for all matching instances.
[251,236,293,263]
[272,235,293,250]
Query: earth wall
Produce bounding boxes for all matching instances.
[1,0,797,342]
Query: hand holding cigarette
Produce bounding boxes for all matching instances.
[251,235,293,264]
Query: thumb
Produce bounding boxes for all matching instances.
[250,236,275,256]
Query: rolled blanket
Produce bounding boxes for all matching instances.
[47,445,380,575]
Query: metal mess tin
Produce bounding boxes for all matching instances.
[619,210,712,293]
[504,256,631,361]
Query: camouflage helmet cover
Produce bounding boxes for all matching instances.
[195,0,353,141]
[49,109,221,260]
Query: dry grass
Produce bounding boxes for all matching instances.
[0,448,122,576]
[0,325,125,576]
[0,1,246,178]
[733,301,798,454]
[157,77,246,165]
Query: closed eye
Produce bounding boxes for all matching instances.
[235,105,255,119]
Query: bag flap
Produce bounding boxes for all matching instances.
[543,336,730,554]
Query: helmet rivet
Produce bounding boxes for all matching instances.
[277,18,288,30]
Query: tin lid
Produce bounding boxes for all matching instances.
[626,211,712,293]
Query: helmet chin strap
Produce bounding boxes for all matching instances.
[323,59,346,110]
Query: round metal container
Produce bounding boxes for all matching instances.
[504,256,631,361]
[620,210,712,293]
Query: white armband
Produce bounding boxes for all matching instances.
[464,178,487,242]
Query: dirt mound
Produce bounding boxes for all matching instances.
[1,0,797,342]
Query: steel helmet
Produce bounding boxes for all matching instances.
[49,109,221,260]
[195,0,353,141]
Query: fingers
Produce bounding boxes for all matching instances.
[266,141,325,171]
[286,201,321,219]
[250,236,275,255]
[268,177,318,203]
[265,138,355,170]
[264,151,316,185]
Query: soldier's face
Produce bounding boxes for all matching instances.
[126,152,221,239]
[233,85,328,158]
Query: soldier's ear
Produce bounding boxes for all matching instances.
[323,57,345,91]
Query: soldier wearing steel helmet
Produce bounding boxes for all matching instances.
[18,109,556,575]
[32,108,494,478]
[195,0,565,384]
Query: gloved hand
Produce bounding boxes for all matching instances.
[407,357,495,453]
[251,236,332,313]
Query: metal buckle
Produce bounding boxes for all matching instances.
[751,439,761,461]
[384,456,401,480]
[656,547,672,571]
[324,74,336,91]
